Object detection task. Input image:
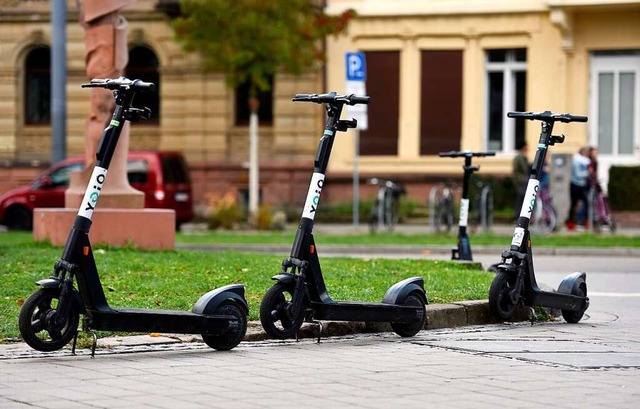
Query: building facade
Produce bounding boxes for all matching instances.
[0,0,324,215]
[1,0,639,217]
[325,0,640,195]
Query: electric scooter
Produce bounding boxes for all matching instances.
[438,151,495,261]
[489,110,589,323]
[260,92,427,340]
[19,77,248,355]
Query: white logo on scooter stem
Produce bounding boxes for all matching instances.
[519,179,540,219]
[459,198,469,227]
[302,172,325,220]
[78,166,108,220]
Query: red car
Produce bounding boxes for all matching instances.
[0,151,194,230]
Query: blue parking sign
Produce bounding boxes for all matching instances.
[346,52,366,81]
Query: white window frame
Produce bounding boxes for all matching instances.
[484,50,527,153]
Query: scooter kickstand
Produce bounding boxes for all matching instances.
[528,307,537,325]
[71,330,98,357]
[295,320,323,343]
[71,330,79,355]
[311,320,323,344]
[90,331,98,358]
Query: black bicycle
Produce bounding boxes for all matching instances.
[368,178,406,233]
[429,181,455,233]
[471,178,494,233]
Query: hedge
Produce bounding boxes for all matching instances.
[608,166,640,211]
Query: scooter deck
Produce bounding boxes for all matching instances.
[310,301,421,323]
[526,290,589,312]
[87,308,235,335]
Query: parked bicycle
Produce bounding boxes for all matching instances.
[588,187,616,233]
[429,182,456,233]
[470,178,494,233]
[529,186,557,235]
[368,178,406,233]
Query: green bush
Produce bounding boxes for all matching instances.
[608,166,640,211]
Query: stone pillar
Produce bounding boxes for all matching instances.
[33,0,175,249]
[65,0,143,209]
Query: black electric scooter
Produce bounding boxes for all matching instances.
[489,111,589,323]
[438,151,495,261]
[260,92,427,340]
[19,77,248,355]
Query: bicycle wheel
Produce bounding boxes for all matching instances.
[434,200,453,233]
[384,192,400,232]
[481,186,494,233]
[368,200,380,233]
[529,200,556,236]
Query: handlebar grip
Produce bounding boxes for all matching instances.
[292,93,316,102]
[132,80,156,92]
[565,114,588,123]
[507,111,530,119]
[81,79,108,88]
[347,95,371,105]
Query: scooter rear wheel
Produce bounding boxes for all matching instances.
[201,301,247,351]
[260,282,305,339]
[560,282,587,324]
[390,292,426,337]
[489,271,518,320]
[18,288,80,352]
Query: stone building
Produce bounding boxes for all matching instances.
[1,0,639,218]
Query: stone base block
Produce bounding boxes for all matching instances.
[33,208,175,250]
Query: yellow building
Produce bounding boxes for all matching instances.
[325,0,640,194]
[1,0,638,216]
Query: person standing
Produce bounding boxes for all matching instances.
[512,141,530,220]
[566,147,591,230]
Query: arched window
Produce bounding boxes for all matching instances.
[126,45,160,124]
[24,46,51,125]
[235,76,274,126]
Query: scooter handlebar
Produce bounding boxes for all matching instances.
[292,92,371,106]
[507,111,588,123]
[82,77,156,92]
[439,151,496,158]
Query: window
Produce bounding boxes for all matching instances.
[485,48,527,152]
[24,46,51,125]
[235,77,274,126]
[126,46,160,124]
[420,50,463,155]
[360,51,400,156]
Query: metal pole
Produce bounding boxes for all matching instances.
[249,110,259,218]
[352,130,359,229]
[51,0,67,164]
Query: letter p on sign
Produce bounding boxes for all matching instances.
[346,52,366,81]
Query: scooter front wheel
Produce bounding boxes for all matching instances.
[18,288,80,352]
[260,282,305,339]
[390,292,426,337]
[488,271,518,321]
[202,301,247,351]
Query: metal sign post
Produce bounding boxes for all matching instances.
[345,52,368,229]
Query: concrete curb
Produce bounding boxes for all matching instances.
[244,299,506,342]
[176,243,640,257]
